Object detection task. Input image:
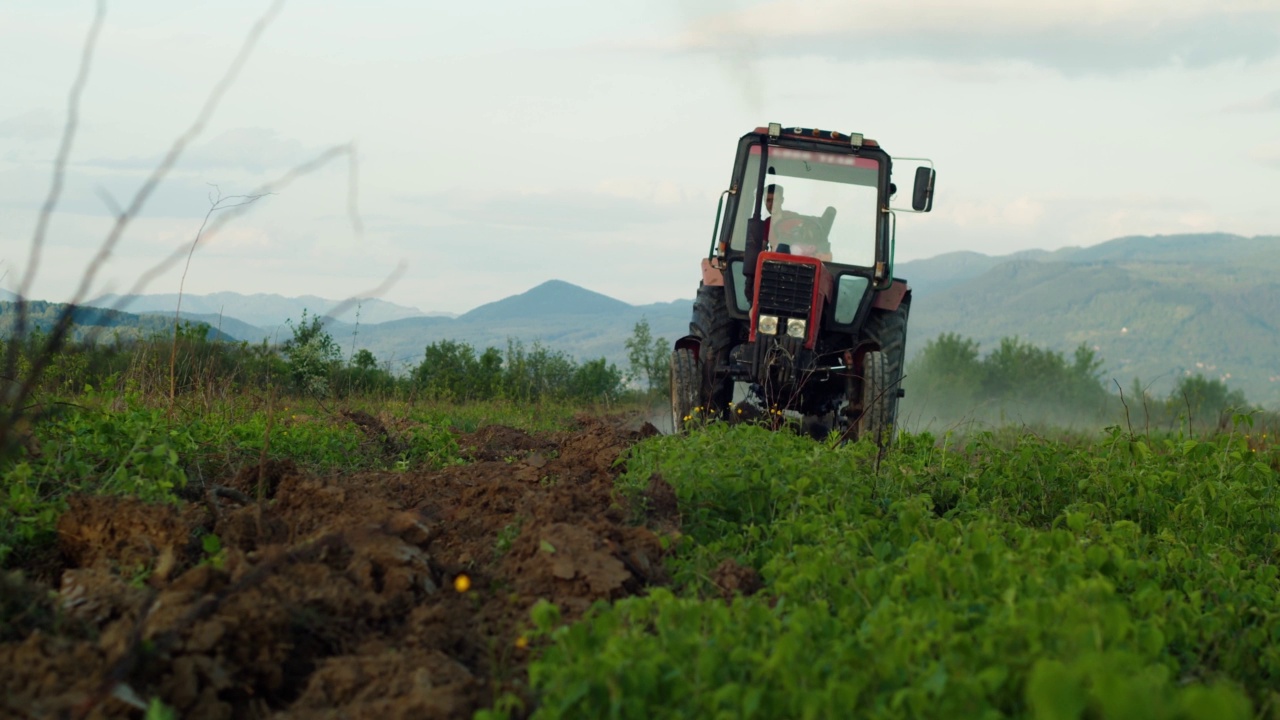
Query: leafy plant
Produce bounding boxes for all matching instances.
[511,423,1280,719]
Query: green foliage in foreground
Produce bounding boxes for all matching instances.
[2,390,592,566]
[510,422,1280,719]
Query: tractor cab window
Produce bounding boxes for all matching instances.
[730,145,879,268]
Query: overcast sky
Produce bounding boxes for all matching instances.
[2,0,1278,314]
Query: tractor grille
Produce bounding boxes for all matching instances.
[757,261,815,317]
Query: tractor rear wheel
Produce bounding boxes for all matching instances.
[691,284,735,416]
[858,350,895,446]
[863,301,910,398]
[670,347,699,433]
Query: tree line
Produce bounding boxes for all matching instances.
[0,309,679,405]
[903,332,1256,432]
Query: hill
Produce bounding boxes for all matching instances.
[343,284,690,373]
[8,232,1278,407]
[87,291,430,327]
[0,301,235,343]
[0,283,693,379]
[900,233,1280,406]
[458,280,633,321]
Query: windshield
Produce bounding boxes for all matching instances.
[730,145,880,267]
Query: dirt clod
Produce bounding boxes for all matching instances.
[712,558,763,600]
[3,414,668,718]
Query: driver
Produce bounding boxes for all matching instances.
[765,183,832,261]
[763,183,791,247]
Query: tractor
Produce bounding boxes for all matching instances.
[670,123,936,443]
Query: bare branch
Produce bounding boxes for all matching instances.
[67,0,287,309]
[17,0,105,303]
[3,0,106,405]
[116,139,405,326]
[170,190,271,403]
[118,142,350,304]
[1,0,286,456]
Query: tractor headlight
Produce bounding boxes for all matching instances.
[786,318,807,339]
[758,314,779,335]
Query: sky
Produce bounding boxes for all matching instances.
[2,0,1278,315]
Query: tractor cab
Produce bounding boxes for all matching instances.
[672,123,936,443]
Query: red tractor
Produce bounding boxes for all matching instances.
[671,123,936,443]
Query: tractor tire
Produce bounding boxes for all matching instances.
[670,347,699,434]
[858,350,894,446]
[862,300,910,392]
[690,284,735,414]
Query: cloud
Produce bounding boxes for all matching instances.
[430,187,703,232]
[0,109,58,142]
[1252,145,1280,169]
[85,127,310,174]
[1225,88,1280,113]
[668,0,1280,75]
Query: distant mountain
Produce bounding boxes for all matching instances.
[9,233,1278,407]
[459,280,632,322]
[0,300,235,343]
[8,282,690,376]
[901,234,1280,406]
[135,311,281,345]
[87,291,428,327]
[346,283,690,372]
[894,248,1051,296]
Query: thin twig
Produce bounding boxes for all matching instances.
[4,0,105,405]
[1114,379,1134,437]
[1,0,286,457]
[170,190,270,405]
[66,0,287,311]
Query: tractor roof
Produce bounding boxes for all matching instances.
[750,125,880,148]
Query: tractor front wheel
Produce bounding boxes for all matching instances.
[857,350,896,446]
[670,347,699,433]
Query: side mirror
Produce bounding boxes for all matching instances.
[912,166,935,212]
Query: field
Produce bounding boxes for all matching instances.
[3,391,1280,719]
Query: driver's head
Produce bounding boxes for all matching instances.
[765,183,783,213]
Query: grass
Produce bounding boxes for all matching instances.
[0,383,594,568]
[504,419,1280,719]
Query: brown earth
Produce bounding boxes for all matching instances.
[0,414,667,720]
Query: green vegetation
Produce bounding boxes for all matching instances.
[0,386,469,565]
[6,295,1280,718]
[511,420,1280,719]
[0,309,612,566]
[0,309,627,405]
[904,332,1259,434]
[904,234,1280,408]
[413,338,625,404]
[624,318,672,396]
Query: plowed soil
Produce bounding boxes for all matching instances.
[1,414,671,719]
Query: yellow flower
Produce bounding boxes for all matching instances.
[454,574,471,593]
[515,635,529,650]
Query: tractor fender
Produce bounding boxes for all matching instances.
[871,280,910,311]
[673,335,701,360]
[701,258,725,287]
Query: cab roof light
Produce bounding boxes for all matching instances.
[752,125,879,147]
